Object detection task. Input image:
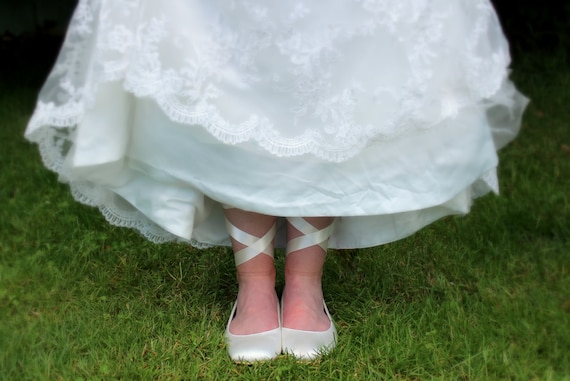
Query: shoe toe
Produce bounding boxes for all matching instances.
[281,323,337,360]
[280,300,337,360]
[226,327,282,363]
[225,301,282,363]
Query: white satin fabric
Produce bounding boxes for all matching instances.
[26,0,528,248]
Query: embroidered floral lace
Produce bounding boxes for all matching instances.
[28,0,510,166]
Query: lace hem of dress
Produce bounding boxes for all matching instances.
[71,181,214,247]
[25,115,502,246]
[25,0,513,163]
[26,75,511,164]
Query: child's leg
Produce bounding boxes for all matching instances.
[224,208,279,335]
[282,216,335,331]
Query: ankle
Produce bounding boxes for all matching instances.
[285,269,322,286]
[238,267,276,285]
[282,279,323,304]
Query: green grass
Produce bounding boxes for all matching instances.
[1,51,569,380]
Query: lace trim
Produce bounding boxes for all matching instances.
[26,0,512,163]
[70,181,214,247]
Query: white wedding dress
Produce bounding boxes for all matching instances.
[26,0,528,248]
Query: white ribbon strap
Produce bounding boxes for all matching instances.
[286,217,335,255]
[225,219,276,266]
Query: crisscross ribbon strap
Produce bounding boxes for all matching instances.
[286,217,336,255]
[224,218,276,266]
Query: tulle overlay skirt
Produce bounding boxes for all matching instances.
[26,0,528,248]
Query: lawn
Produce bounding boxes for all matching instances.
[1,40,569,380]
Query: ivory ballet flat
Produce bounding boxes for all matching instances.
[282,217,337,360]
[225,301,282,363]
[281,301,337,360]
